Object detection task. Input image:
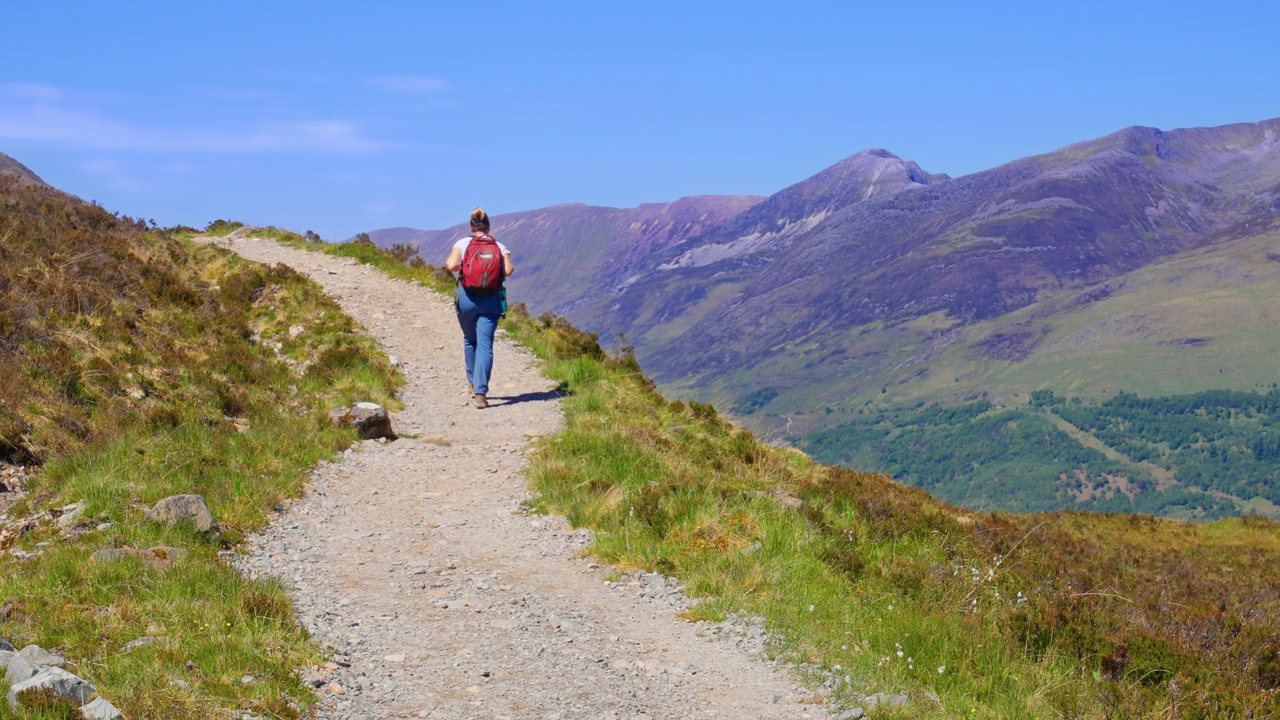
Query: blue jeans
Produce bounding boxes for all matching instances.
[455,287,504,395]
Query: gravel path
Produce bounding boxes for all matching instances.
[209,236,826,720]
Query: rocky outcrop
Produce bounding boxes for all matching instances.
[3,643,123,719]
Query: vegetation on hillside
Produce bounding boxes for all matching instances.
[0,184,399,718]
[801,387,1280,520]
[290,230,1280,719]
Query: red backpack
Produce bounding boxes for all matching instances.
[459,234,505,295]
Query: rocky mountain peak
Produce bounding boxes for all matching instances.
[811,148,942,195]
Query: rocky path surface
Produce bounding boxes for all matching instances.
[209,236,826,720]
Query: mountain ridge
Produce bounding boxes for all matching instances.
[365,117,1280,447]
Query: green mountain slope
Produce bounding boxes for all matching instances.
[759,227,1280,519]
[735,225,1280,430]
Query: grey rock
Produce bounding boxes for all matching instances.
[80,696,125,720]
[123,636,160,653]
[91,548,135,564]
[91,547,188,572]
[6,666,97,709]
[19,644,65,669]
[0,636,13,651]
[54,501,86,529]
[6,653,36,683]
[864,692,908,709]
[0,650,12,668]
[328,403,395,440]
[837,709,865,720]
[145,495,219,534]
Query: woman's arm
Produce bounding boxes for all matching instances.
[503,253,515,277]
[446,246,463,272]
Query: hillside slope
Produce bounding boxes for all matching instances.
[0,168,402,718]
[0,151,48,186]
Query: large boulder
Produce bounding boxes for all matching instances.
[6,666,96,709]
[145,495,219,535]
[328,402,395,440]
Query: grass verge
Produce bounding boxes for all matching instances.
[0,194,399,718]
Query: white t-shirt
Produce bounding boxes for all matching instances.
[453,236,510,254]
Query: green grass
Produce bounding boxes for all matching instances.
[0,196,400,718]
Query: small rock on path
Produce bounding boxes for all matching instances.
[210,236,827,720]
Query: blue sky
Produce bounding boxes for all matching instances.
[2,1,1277,241]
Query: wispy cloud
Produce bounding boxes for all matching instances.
[371,75,450,94]
[0,83,388,154]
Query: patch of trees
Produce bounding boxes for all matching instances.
[732,387,779,415]
[802,387,1280,519]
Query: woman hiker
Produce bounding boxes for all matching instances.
[445,207,515,409]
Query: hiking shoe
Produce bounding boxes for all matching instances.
[467,382,474,396]
[474,394,488,409]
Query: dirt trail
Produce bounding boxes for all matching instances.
[210,235,825,720]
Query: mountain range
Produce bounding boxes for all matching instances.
[372,118,1280,430]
